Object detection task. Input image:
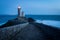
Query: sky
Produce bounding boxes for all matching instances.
[0,0,60,15]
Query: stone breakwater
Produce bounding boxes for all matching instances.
[0,23,28,40]
[0,22,60,40]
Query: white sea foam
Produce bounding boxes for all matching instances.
[36,20,60,28]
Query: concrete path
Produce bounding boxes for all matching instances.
[0,23,28,40]
[11,24,44,40]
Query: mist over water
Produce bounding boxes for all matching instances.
[36,20,60,28]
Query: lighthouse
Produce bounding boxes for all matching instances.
[21,11,25,17]
[18,5,21,17]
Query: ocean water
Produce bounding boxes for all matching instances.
[0,15,60,28]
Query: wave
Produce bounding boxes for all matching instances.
[36,20,60,28]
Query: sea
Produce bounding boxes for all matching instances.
[0,15,60,28]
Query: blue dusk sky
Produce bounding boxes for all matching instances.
[0,0,60,15]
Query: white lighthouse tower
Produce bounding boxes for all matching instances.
[21,11,25,17]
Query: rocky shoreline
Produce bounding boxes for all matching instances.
[0,18,60,40]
